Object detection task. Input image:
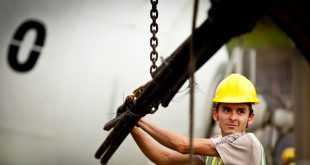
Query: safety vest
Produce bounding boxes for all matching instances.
[205,145,266,165]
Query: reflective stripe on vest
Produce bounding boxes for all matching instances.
[261,144,266,165]
[205,156,223,165]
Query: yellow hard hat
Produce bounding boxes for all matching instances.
[281,147,295,165]
[212,74,259,104]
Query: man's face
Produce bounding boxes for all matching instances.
[212,103,254,136]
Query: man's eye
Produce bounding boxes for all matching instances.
[238,109,245,114]
[223,108,230,112]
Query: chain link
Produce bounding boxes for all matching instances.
[149,0,159,77]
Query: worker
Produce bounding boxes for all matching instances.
[131,73,266,165]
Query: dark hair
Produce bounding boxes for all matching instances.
[248,103,254,116]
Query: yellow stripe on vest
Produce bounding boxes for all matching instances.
[206,156,223,165]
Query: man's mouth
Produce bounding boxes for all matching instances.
[226,124,238,128]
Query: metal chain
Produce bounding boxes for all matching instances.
[149,0,159,77]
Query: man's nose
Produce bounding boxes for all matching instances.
[229,111,237,120]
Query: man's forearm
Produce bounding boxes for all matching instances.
[138,118,219,156]
[138,118,190,153]
[131,126,174,164]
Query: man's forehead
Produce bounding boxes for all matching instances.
[219,103,250,109]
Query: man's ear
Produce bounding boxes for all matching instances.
[212,108,219,121]
[247,113,255,125]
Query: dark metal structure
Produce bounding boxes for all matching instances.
[95,0,310,164]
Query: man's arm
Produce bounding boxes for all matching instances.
[131,126,194,165]
[137,118,219,157]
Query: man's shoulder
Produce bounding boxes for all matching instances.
[211,132,257,146]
